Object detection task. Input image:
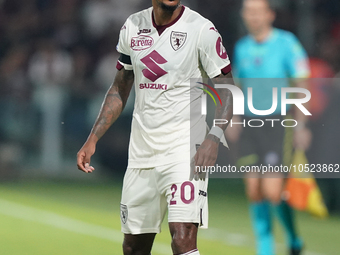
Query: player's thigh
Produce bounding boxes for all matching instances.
[123,233,156,255]
[261,177,285,204]
[157,161,209,227]
[121,168,167,235]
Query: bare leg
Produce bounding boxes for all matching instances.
[123,233,156,255]
[262,177,284,204]
[169,222,198,254]
[245,177,263,202]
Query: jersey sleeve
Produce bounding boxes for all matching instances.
[197,21,231,79]
[285,34,310,78]
[116,20,133,71]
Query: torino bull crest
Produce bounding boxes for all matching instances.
[170,31,187,51]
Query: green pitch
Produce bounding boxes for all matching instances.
[0,179,339,255]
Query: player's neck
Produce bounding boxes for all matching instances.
[153,4,183,26]
[252,27,273,43]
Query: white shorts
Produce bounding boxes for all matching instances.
[120,160,209,235]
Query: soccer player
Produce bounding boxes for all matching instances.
[77,1,233,254]
[229,0,311,254]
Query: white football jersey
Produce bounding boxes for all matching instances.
[116,6,231,168]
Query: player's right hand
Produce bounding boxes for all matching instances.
[77,141,96,173]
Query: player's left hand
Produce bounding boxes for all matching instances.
[194,135,219,169]
[294,127,312,151]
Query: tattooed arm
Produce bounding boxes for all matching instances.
[77,68,134,173]
[195,71,233,168]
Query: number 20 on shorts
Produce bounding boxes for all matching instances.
[170,182,195,205]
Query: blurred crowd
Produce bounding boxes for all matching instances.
[0,0,339,209]
[0,0,147,173]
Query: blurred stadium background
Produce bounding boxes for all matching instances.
[0,0,339,254]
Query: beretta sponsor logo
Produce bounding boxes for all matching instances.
[131,35,154,51]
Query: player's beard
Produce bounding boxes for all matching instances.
[159,1,180,13]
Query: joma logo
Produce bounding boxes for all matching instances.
[137,29,151,35]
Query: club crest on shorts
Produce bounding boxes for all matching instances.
[120,204,128,224]
[170,31,187,51]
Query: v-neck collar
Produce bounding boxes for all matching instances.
[152,6,185,36]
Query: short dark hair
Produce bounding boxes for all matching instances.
[243,0,276,11]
